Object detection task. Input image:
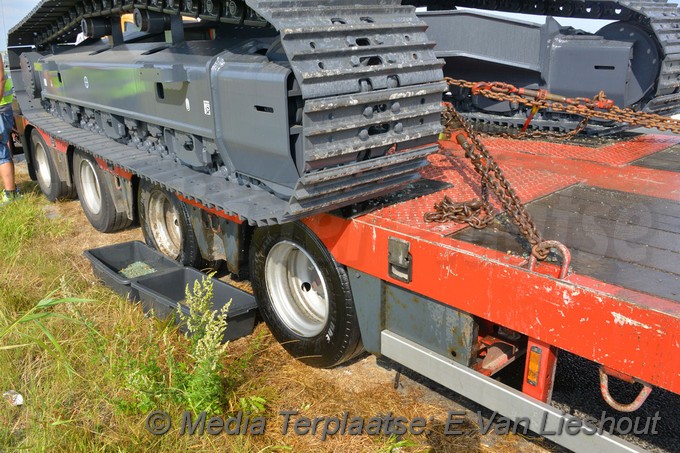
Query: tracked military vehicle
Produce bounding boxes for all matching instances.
[7,0,448,368]
[8,0,445,230]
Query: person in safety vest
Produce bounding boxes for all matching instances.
[0,52,18,206]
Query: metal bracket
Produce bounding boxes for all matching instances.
[387,237,412,283]
[110,16,123,47]
[599,366,652,412]
[527,240,571,279]
[166,14,184,44]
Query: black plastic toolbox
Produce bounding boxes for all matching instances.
[84,241,181,300]
[131,267,258,341]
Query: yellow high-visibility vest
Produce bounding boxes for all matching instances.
[1,77,14,106]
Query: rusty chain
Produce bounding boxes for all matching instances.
[425,103,553,260]
[426,77,680,261]
[424,196,496,229]
[491,117,590,140]
[446,77,680,134]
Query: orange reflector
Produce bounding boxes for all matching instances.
[526,345,542,386]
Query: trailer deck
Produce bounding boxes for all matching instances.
[304,132,680,397]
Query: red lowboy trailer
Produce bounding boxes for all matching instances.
[299,133,680,451]
[7,1,679,450]
[17,105,679,451]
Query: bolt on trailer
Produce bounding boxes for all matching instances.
[6,1,680,451]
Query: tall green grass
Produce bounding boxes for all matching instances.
[0,192,66,260]
[0,184,272,452]
[0,178,442,452]
[0,191,71,313]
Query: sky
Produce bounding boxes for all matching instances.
[1,0,42,50]
[0,0,608,50]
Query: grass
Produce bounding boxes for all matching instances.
[0,166,534,452]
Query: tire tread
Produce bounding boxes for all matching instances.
[250,222,364,368]
[73,150,131,233]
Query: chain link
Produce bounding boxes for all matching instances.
[491,117,590,140]
[424,196,496,229]
[446,77,680,134]
[426,103,552,260]
[427,77,680,261]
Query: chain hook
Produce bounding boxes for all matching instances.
[592,90,614,109]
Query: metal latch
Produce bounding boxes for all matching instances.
[388,237,412,283]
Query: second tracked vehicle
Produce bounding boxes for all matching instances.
[413,0,680,132]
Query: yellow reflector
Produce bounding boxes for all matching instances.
[526,345,542,386]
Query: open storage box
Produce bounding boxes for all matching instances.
[131,267,258,341]
[84,241,181,300]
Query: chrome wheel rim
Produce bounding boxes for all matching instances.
[264,241,329,337]
[147,191,181,259]
[78,158,102,214]
[34,141,52,189]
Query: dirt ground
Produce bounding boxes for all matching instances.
[14,158,553,452]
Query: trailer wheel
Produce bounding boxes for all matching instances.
[73,151,130,232]
[30,129,69,201]
[250,222,364,368]
[138,180,204,267]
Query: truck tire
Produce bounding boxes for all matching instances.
[250,222,364,368]
[30,129,69,201]
[138,180,204,268]
[73,151,131,233]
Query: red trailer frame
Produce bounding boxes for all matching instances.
[303,134,680,398]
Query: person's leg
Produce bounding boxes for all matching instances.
[0,108,15,192]
[0,161,15,191]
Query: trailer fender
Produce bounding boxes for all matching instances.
[19,126,37,181]
[29,129,74,200]
[92,157,135,223]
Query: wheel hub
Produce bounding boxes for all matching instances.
[79,159,102,214]
[264,241,329,337]
[147,191,182,259]
[34,142,52,189]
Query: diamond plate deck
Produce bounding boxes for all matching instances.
[363,131,680,302]
[366,152,580,236]
[481,134,680,166]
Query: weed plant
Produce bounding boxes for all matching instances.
[118,275,234,415]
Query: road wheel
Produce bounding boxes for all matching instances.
[73,151,130,232]
[30,129,70,201]
[250,222,364,368]
[138,180,204,267]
